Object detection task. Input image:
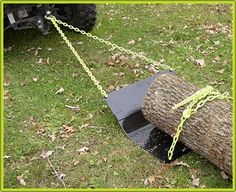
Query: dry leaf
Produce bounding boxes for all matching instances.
[4,46,13,52]
[191,175,200,187]
[65,105,80,111]
[80,176,86,181]
[77,147,89,154]
[214,56,220,62]
[209,80,224,85]
[80,123,90,129]
[3,155,11,159]
[40,150,53,159]
[108,84,115,91]
[49,133,56,142]
[36,127,46,135]
[195,59,206,67]
[32,78,38,82]
[73,159,80,166]
[170,160,190,168]
[55,88,64,95]
[16,174,26,186]
[127,40,136,45]
[62,124,75,133]
[29,116,36,126]
[149,66,158,74]
[56,144,67,150]
[46,58,50,64]
[144,175,163,185]
[220,171,229,180]
[34,47,42,56]
[214,41,220,45]
[87,113,93,119]
[216,69,225,74]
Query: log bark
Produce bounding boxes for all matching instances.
[142,74,232,175]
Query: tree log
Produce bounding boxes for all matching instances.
[142,74,232,175]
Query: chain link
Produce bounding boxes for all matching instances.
[46,15,108,97]
[46,15,173,71]
[168,87,230,160]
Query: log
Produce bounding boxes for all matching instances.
[142,74,232,175]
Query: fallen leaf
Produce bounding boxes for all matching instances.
[214,40,220,45]
[77,41,83,45]
[216,69,225,74]
[191,175,200,187]
[33,78,38,82]
[29,116,36,126]
[80,176,86,181]
[3,155,11,159]
[4,80,10,87]
[4,46,13,52]
[144,175,163,185]
[195,59,206,68]
[107,53,126,66]
[56,144,67,150]
[62,124,75,133]
[65,105,80,111]
[29,157,39,161]
[209,80,224,85]
[149,66,158,74]
[87,113,93,119]
[34,47,42,56]
[108,84,115,91]
[127,40,135,45]
[20,81,26,86]
[73,159,80,166]
[77,147,89,154]
[40,150,53,159]
[170,160,190,168]
[49,133,56,142]
[55,88,64,95]
[80,123,90,129]
[36,127,46,135]
[213,56,220,62]
[113,171,119,176]
[220,171,229,180]
[160,59,165,63]
[16,174,26,186]
[46,58,50,64]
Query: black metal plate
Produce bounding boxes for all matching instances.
[106,71,190,163]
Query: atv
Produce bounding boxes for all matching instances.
[4,4,96,34]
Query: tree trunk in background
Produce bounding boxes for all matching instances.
[142,74,232,175]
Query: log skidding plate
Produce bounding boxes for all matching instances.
[106,71,190,163]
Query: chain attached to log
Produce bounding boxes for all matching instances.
[45,15,231,160]
[168,86,231,160]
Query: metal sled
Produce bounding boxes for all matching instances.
[106,71,190,163]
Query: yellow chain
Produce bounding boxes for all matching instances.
[45,15,108,97]
[46,15,173,71]
[45,15,230,160]
[168,86,230,160]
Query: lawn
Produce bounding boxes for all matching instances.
[4,4,232,188]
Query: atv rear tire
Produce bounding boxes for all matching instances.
[55,4,96,32]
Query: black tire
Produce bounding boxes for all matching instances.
[54,4,96,32]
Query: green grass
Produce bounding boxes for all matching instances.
[4,4,232,188]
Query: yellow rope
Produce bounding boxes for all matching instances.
[168,86,231,160]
